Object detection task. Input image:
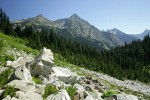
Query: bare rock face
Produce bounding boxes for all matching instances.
[28,47,54,77]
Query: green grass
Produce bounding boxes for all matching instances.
[0,85,18,99]
[0,32,39,65]
[0,32,39,55]
[0,69,14,87]
[101,90,118,99]
[32,76,42,84]
[65,86,77,100]
[43,84,58,99]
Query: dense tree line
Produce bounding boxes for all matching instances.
[1,8,150,83]
[0,8,15,36]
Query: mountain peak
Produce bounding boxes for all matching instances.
[70,13,80,19]
[36,14,44,18]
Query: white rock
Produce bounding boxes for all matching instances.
[91,92,103,100]
[0,89,4,96]
[7,80,35,93]
[11,97,18,100]
[6,61,12,67]
[14,66,32,82]
[16,91,25,98]
[18,92,42,100]
[28,47,54,77]
[74,84,85,91]
[46,89,70,100]
[6,57,33,68]
[52,67,78,84]
[2,95,11,100]
[35,84,46,94]
[117,94,138,100]
[85,95,95,100]
[39,47,54,65]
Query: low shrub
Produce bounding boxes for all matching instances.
[0,85,17,99]
[0,69,14,87]
[43,84,58,99]
[65,86,76,100]
[4,54,15,61]
[101,90,118,99]
[32,76,42,84]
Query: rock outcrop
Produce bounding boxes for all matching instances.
[28,47,54,77]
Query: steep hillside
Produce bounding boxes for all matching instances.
[0,45,149,100]
[0,32,39,65]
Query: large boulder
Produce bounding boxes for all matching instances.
[46,89,70,100]
[116,94,138,100]
[28,47,54,77]
[52,67,78,84]
[7,80,35,93]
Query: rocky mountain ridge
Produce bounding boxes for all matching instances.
[12,14,137,50]
[107,28,138,43]
[132,29,150,40]
[1,47,149,100]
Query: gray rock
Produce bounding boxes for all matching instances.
[18,92,43,100]
[28,47,54,77]
[74,84,85,91]
[52,67,78,84]
[35,84,45,94]
[116,94,138,100]
[14,66,32,82]
[85,95,94,100]
[11,97,18,100]
[16,91,25,98]
[2,95,11,100]
[91,92,103,100]
[6,57,33,68]
[95,85,105,93]
[46,89,70,100]
[74,84,85,99]
[7,80,35,93]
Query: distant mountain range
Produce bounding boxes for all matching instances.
[107,28,138,43]
[132,29,150,40]
[12,14,139,50]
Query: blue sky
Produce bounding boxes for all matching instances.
[0,0,150,34]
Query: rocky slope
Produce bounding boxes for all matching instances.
[1,47,148,100]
